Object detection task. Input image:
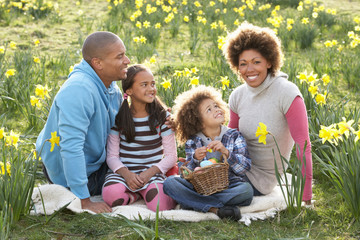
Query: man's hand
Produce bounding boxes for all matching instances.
[81,198,112,213]
[164,109,176,131]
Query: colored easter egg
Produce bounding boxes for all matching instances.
[200,160,213,167]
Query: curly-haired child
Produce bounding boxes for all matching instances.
[163,85,253,221]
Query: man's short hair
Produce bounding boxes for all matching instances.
[82,31,121,64]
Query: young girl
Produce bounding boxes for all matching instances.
[102,64,177,212]
[163,85,253,221]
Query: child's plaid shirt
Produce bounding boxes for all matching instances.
[184,128,251,184]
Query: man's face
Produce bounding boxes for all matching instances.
[99,40,130,86]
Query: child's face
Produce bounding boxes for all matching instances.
[126,70,156,104]
[199,98,225,130]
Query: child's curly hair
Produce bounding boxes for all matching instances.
[222,22,283,77]
[173,85,229,145]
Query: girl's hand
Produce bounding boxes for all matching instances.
[139,166,161,185]
[207,141,229,158]
[194,146,207,160]
[119,168,144,191]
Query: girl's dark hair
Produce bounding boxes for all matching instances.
[115,64,167,143]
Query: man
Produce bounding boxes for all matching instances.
[36,31,130,213]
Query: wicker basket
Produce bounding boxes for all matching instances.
[180,155,229,195]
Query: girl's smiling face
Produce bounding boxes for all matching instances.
[126,70,156,104]
[238,49,272,88]
[199,98,225,130]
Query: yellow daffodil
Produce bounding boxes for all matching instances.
[338,117,355,138]
[0,46,4,54]
[234,19,240,26]
[149,56,156,64]
[173,70,182,77]
[301,18,309,24]
[133,37,140,43]
[354,128,360,143]
[0,162,11,176]
[9,41,17,49]
[255,122,269,145]
[211,22,218,29]
[354,16,360,24]
[33,56,40,63]
[348,31,355,38]
[183,68,191,77]
[139,36,147,43]
[312,12,318,18]
[307,71,318,82]
[143,21,150,28]
[194,1,201,7]
[30,96,43,109]
[33,39,40,46]
[220,76,230,90]
[319,125,335,144]
[183,16,189,22]
[35,84,51,99]
[5,69,16,78]
[207,147,213,153]
[296,70,308,83]
[315,92,326,105]
[217,36,226,50]
[5,130,20,148]
[297,5,303,11]
[189,76,199,86]
[209,1,215,6]
[324,40,333,47]
[191,67,199,74]
[69,65,74,73]
[0,127,4,139]
[48,131,60,152]
[155,23,161,28]
[136,21,142,28]
[182,0,187,5]
[355,26,360,32]
[321,74,330,85]
[308,84,318,97]
[160,78,171,90]
[33,150,42,160]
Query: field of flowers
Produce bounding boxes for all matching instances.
[1,0,360,239]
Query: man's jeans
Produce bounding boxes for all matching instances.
[163,176,253,212]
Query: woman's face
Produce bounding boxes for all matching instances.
[238,49,272,88]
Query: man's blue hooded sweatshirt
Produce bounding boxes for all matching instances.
[36,59,122,199]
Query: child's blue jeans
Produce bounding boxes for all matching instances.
[163,176,253,212]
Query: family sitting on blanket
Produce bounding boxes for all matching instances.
[37,23,313,217]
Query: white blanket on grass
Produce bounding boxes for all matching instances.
[30,183,288,226]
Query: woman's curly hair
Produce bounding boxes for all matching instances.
[223,22,283,77]
[172,85,229,145]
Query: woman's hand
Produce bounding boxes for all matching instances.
[118,168,144,191]
[207,141,229,158]
[194,146,207,160]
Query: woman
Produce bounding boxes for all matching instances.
[223,22,312,204]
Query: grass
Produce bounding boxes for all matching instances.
[1,0,360,239]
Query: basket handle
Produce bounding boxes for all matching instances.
[180,162,193,179]
[221,154,228,165]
